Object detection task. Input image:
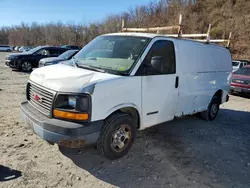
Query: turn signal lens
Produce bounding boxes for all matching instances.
[53,109,89,120]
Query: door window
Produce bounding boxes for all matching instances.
[35,49,50,56]
[49,48,61,55]
[136,40,176,75]
[58,48,66,55]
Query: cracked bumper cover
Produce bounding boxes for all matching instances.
[20,101,103,148]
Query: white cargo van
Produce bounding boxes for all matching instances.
[21,32,232,159]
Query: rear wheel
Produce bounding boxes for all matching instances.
[201,96,221,121]
[97,112,136,160]
[21,61,32,72]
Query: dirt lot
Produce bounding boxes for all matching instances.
[0,52,250,188]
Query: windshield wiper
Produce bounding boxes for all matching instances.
[77,64,105,73]
[72,57,105,73]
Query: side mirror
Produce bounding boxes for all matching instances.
[151,56,164,73]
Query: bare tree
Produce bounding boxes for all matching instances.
[0,0,249,58]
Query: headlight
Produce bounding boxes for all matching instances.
[68,96,76,108]
[54,94,90,121]
[44,62,57,66]
[9,56,18,60]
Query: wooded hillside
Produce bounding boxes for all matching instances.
[0,0,249,59]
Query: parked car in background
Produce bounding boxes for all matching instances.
[38,49,79,67]
[0,45,12,52]
[19,46,25,52]
[5,46,69,72]
[232,59,250,72]
[19,46,33,52]
[230,65,250,96]
[14,46,20,51]
[61,45,81,50]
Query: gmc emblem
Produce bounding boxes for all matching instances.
[33,93,43,102]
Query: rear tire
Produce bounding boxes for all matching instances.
[201,96,221,121]
[21,61,32,72]
[97,112,136,160]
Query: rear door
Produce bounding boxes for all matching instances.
[48,48,62,57]
[136,39,179,128]
[57,48,68,56]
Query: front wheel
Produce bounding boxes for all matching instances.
[97,113,136,160]
[201,96,221,121]
[21,61,33,72]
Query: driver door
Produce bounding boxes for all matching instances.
[136,39,179,129]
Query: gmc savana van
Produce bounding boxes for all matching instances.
[21,32,232,159]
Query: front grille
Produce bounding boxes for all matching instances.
[232,79,249,85]
[28,82,55,116]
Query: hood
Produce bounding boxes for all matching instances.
[29,64,120,92]
[8,52,32,58]
[8,53,24,57]
[40,57,64,63]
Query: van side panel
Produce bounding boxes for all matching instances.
[175,40,232,116]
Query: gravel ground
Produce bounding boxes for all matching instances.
[0,52,250,188]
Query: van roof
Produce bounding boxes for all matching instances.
[103,32,228,49]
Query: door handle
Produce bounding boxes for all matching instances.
[175,76,179,88]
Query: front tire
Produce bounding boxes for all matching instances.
[201,96,221,121]
[97,112,136,160]
[21,61,33,72]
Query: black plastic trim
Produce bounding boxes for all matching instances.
[147,111,159,115]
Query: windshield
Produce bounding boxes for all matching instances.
[74,35,150,75]
[24,46,43,54]
[232,61,239,67]
[234,67,250,76]
[59,50,78,59]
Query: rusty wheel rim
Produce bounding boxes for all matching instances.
[111,124,132,152]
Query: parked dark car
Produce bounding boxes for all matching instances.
[5,46,69,72]
[61,45,81,50]
[230,65,250,96]
[38,49,79,67]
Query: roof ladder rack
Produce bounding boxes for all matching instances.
[121,14,232,48]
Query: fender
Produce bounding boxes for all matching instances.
[105,103,141,120]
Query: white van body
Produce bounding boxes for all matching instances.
[21,33,232,158]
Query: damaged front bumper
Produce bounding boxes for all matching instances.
[20,101,103,148]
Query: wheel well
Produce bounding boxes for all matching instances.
[109,107,140,129]
[214,89,223,103]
